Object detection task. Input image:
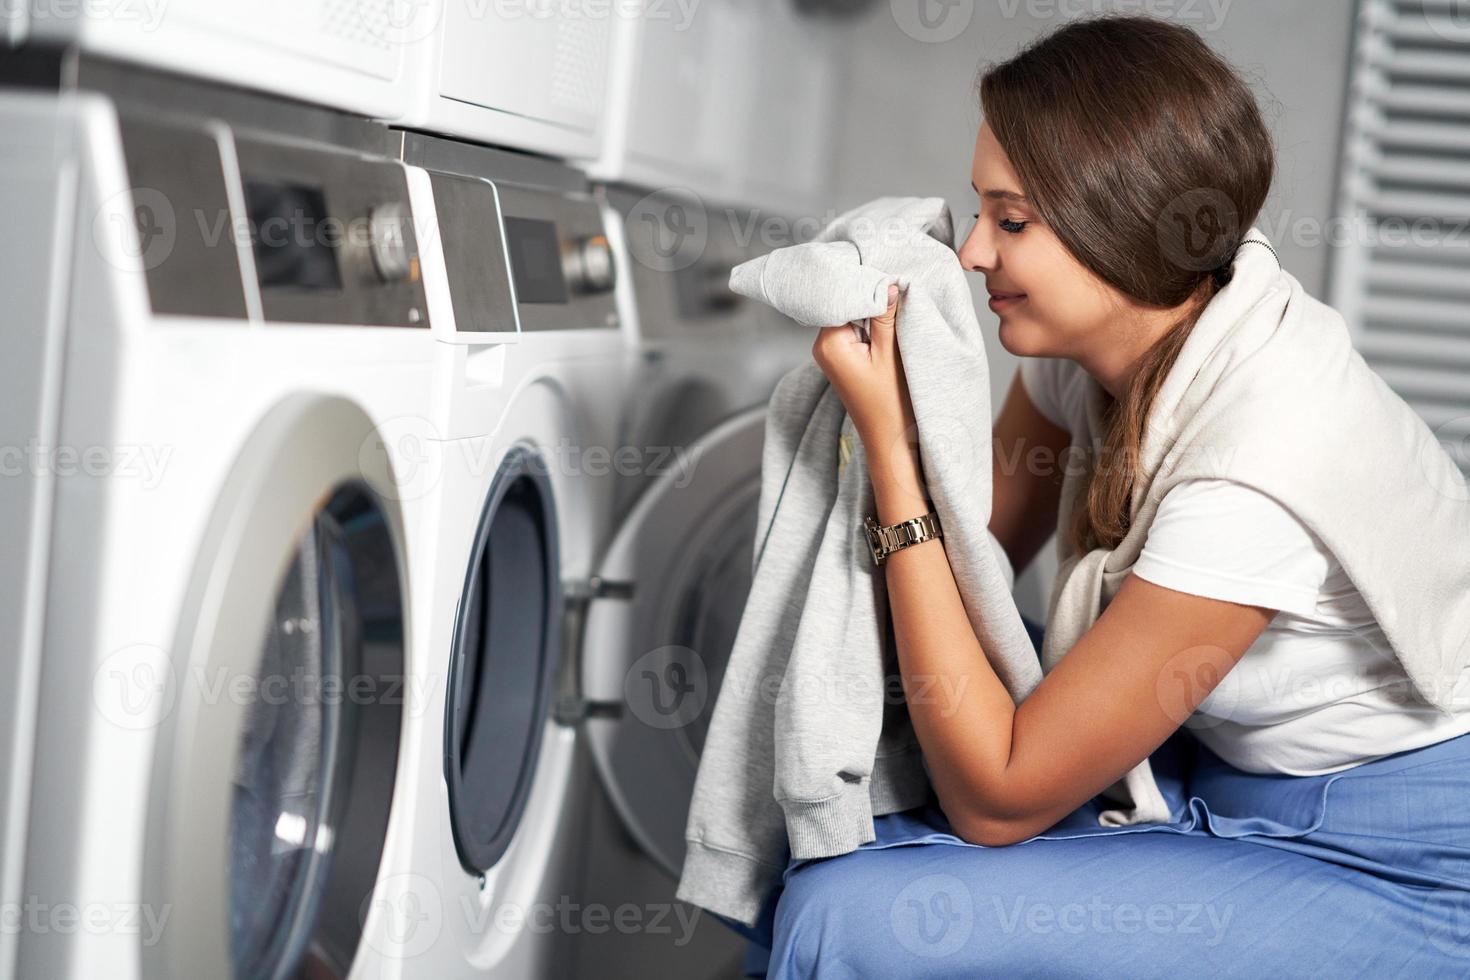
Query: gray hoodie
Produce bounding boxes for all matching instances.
[674,196,1042,926]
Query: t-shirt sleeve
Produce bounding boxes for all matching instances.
[1018,356,1073,431]
[1131,479,1328,618]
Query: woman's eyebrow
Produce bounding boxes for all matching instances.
[971,180,1029,204]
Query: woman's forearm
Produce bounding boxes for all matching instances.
[862,426,1021,837]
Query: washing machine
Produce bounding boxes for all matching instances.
[348,131,634,979]
[1,64,446,979]
[4,0,416,118]
[541,182,812,979]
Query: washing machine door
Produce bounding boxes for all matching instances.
[581,405,766,880]
[442,442,564,876]
[144,394,406,980]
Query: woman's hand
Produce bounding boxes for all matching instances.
[811,283,925,506]
[811,283,916,443]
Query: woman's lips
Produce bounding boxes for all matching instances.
[988,291,1027,313]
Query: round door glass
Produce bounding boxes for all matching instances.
[445,447,561,875]
[228,482,402,980]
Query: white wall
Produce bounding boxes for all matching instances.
[820,0,1357,619]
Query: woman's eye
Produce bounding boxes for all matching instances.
[999,218,1028,234]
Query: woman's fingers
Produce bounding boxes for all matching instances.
[812,282,902,368]
[868,283,901,353]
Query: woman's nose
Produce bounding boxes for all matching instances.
[956,216,996,273]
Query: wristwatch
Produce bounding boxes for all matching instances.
[862,509,943,566]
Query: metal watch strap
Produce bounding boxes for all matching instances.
[863,509,943,566]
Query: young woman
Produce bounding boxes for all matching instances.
[759,15,1470,978]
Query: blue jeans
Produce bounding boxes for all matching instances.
[710,613,1048,976]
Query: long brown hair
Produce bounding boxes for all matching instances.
[978,15,1275,556]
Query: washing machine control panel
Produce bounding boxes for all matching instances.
[115,112,431,328]
[456,179,619,333]
[233,134,429,327]
[401,132,621,337]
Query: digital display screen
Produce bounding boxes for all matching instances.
[244,180,343,291]
[503,216,568,305]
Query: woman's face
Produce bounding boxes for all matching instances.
[957,121,1122,359]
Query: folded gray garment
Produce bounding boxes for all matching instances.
[674,196,1047,927]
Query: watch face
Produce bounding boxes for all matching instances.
[862,518,885,564]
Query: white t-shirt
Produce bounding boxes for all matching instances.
[1019,356,1470,775]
